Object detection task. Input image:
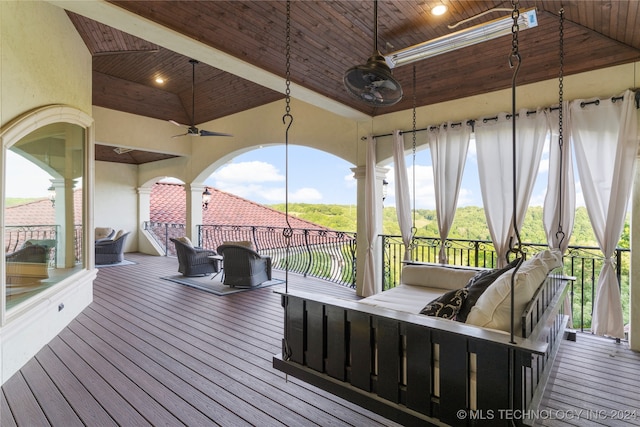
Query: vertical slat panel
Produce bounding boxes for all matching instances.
[286,295,305,364]
[306,301,325,371]
[325,305,347,380]
[349,311,373,391]
[512,350,531,414]
[376,317,400,403]
[438,331,468,426]
[473,341,511,426]
[405,324,432,416]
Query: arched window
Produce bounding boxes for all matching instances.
[2,106,92,312]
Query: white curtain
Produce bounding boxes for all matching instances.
[392,130,413,261]
[544,102,575,253]
[571,90,639,338]
[544,102,576,327]
[475,109,547,268]
[362,136,380,297]
[428,122,471,263]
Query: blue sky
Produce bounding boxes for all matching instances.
[8,139,585,209]
[204,137,585,209]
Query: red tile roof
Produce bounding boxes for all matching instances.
[151,183,329,230]
[5,183,329,233]
[5,190,82,226]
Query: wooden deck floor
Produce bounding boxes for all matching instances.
[2,253,639,426]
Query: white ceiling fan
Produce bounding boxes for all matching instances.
[169,59,233,138]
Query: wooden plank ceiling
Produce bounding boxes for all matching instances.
[62,1,640,164]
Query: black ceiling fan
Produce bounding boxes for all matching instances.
[343,0,403,107]
[170,59,233,138]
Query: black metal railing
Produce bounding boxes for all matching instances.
[381,235,630,332]
[4,224,86,266]
[198,225,357,287]
[142,221,630,332]
[143,221,187,256]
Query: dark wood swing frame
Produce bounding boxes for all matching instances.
[273,268,570,427]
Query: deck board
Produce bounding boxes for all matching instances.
[2,253,640,426]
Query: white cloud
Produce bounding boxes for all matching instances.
[384,164,435,209]
[290,187,323,203]
[456,188,475,207]
[212,161,284,185]
[343,173,356,189]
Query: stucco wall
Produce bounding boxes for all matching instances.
[95,161,139,252]
[0,0,94,384]
[0,1,92,127]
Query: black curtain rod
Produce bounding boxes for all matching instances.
[364,93,635,140]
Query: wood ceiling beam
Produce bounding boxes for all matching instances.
[47,0,371,121]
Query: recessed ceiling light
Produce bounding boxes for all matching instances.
[155,77,165,84]
[431,4,447,16]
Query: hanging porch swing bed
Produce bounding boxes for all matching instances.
[273,253,571,427]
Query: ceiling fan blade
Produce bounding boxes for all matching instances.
[171,132,188,138]
[169,120,187,128]
[199,129,233,137]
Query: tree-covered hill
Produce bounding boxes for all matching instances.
[269,203,629,248]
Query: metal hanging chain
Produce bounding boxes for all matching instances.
[282,0,293,362]
[283,0,294,266]
[411,64,418,258]
[508,0,523,260]
[507,0,523,347]
[555,8,566,249]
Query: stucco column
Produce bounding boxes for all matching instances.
[351,165,389,296]
[186,183,205,245]
[136,187,155,254]
[630,161,640,351]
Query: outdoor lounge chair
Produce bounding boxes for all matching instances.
[170,237,219,276]
[216,243,272,288]
[95,230,130,265]
[6,243,51,285]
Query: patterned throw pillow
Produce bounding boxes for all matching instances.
[420,288,469,319]
[456,258,521,322]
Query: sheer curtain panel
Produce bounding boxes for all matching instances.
[475,109,547,267]
[428,122,471,263]
[392,130,414,261]
[571,90,639,339]
[362,136,380,297]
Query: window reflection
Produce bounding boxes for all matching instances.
[4,122,84,309]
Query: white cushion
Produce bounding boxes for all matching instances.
[401,264,479,290]
[114,229,127,240]
[358,284,448,314]
[95,227,113,240]
[465,250,562,334]
[175,236,193,247]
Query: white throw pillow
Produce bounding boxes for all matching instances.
[465,250,562,334]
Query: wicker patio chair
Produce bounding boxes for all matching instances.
[170,237,219,276]
[216,244,272,288]
[95,230,130,265]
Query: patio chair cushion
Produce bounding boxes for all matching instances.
[95,227,115,240]
[175,236,194,247]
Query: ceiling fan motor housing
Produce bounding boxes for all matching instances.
[344,51,403,106]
